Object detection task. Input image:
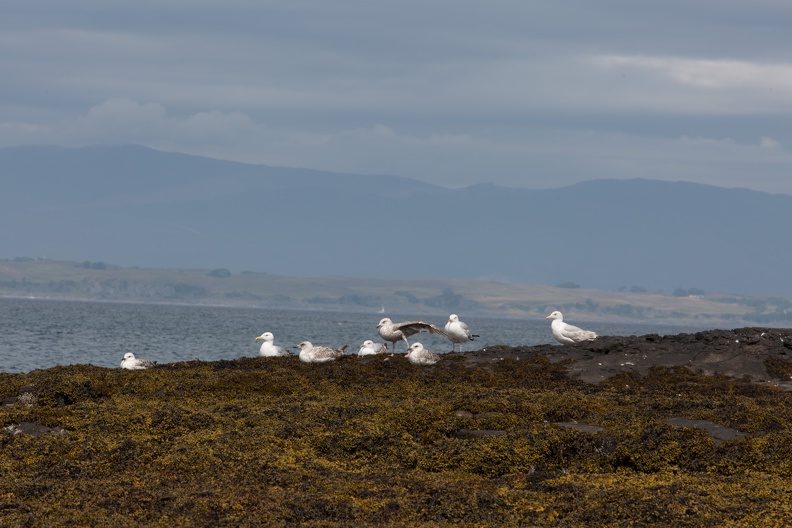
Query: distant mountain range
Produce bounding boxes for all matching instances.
[2,144,790,297]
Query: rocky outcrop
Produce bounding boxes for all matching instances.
[0,328,790,526]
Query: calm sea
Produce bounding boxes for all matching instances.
[0,297,720,373]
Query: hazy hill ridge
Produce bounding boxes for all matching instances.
[2,144,790,297]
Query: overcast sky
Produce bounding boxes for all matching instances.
[3,1,792,194]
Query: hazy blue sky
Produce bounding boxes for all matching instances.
[3,1,792,193]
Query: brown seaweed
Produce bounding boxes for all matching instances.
[1,328,791,526]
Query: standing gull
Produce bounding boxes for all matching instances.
[406,342,440,365]
[120,352,156,370]
[294,341,347,363]
[255,332,290,357]
[444,314,480,352]
[377,317,450,352]
[545,311,599,345]
[358,340,388,356]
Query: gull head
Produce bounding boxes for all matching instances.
[448,314,459,323]
[408,342,425,356]
[377,317,392,328]
[256,332,274,342]
[546,311,563,321]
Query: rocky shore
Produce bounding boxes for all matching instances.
[1,327,791,526]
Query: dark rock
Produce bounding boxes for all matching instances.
[555,422,606,434]
[502,327,792,389]
[1,385,37,407]
[664,417,749,446]
[5,422,68,437]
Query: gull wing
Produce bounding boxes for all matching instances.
[394,321,451,339]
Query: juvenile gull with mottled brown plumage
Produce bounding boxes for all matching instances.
[406,342,440,365]
[295,341,347,363]
[120,352,157,370]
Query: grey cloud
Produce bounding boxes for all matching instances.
[2,1,792,194]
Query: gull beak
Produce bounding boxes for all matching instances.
[255,336,263,341]
[545,315,552,319]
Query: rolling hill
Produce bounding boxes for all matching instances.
[2,144,791,297]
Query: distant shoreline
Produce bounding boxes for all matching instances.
[0,293,733,328]
[2,258,789,326]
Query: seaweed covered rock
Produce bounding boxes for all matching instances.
[0,328,790,526]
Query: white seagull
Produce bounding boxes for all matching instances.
[255,331,290,357]
[545,311,599,345]
[120,352,157,370]
[376,317,450,352]
[358,340,388,356]
[444,314,480,352]
[406,342,440,365]
[294,341,347,363]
